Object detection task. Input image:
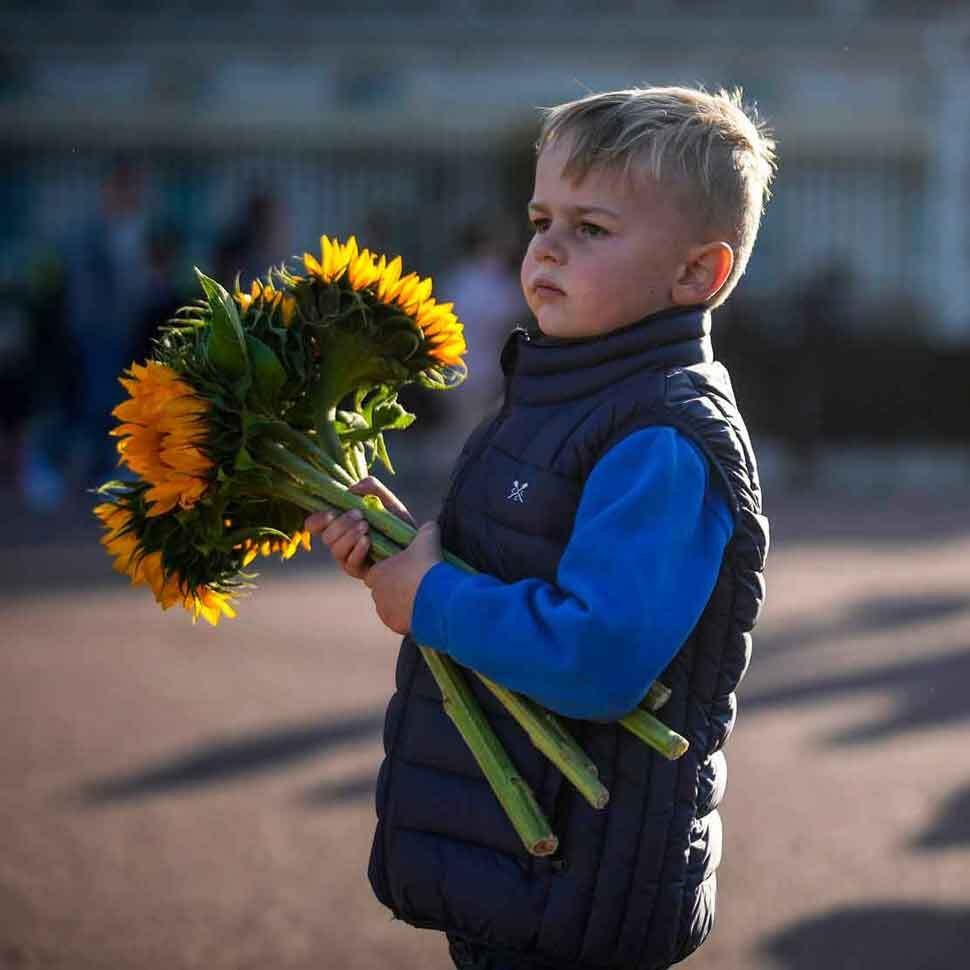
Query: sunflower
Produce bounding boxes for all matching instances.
[236,529,312,567]
[94,500,237,626]
[233,277,297,327]
[110,361,215,516]
[302,234,466,368]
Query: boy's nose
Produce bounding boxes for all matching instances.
[532,233,565,265]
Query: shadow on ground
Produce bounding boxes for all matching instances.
[80,709,384,803]
[912,781,970,851]
[756,592,970,659]
[298,775,377,806]
[743,641,970,746]
[767,493,970,546]
[760,904,970,970]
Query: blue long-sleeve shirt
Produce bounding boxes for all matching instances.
[411,425,734,721]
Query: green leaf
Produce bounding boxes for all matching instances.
[315,284,341,319]
[350,441,368,479]
[281,396,315,429]
[333,410,368,435]
[285,330,307,382]
[374,433,395,475]
[234,445,258,471]
[219,526,291,549]
[294,282,318,321]
[373,400,415,432]
[365,328,418,362]
[92,479,133,496]
[196,268,249,380]
[245,334,287,409]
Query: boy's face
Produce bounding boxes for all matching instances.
[521,138,696,339]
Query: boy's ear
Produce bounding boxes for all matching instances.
[672,242,734,306]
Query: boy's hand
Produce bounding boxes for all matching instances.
[304,476,415,582]
[364,522,442,635]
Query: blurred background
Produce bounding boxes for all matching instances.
[2,2,969,969]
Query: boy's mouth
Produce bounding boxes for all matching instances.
[531,276,566,297]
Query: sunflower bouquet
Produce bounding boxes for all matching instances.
[94,235,687,856]
[96,236,464,621]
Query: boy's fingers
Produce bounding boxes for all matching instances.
[304,511,334,534]
[320,510,364,546]
[344,534,372,578]
[412,520,441,554]
[348,476,380,492]
[415,521,439,540]
[328,520,369,564]
[349,477,414,525]
[362,557,381,590]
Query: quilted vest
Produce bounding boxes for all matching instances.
[368,306,769,970]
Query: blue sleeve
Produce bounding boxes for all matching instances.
[411,426,735,720]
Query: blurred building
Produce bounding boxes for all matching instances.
[1,0,969,341]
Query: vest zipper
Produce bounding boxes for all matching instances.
[439,330,525,537]
[439,392,511,542]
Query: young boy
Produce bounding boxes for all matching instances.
[307,86,775,970]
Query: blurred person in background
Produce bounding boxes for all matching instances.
[435,217,527,446]
[129,221,190,367]
[361,206,396,256]
[784,258,852,489]
[213,185,289,289]
[61,156,151,488]
[16,253,78,511]
[0,291,34,492]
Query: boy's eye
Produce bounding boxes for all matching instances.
[528,217,607,237]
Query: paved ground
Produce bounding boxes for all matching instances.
[2,482,969,969]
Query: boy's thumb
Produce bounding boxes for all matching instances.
[413,521,440,550]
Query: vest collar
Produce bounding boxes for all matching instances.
[500,305,713,405]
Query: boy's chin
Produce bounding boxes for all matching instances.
[535,314,590,340]
[537,304,679,339]
[536,315,620,340]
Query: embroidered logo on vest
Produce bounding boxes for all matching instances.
[507,480,529,503]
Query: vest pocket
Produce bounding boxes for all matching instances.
[485,448,581,543]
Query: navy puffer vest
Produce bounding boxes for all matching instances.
[368,306,769,970]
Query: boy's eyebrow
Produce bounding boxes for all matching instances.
[527,200,621,220]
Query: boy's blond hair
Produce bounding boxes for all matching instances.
[537,86,777,308]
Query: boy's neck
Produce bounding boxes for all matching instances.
[531,303,709,346]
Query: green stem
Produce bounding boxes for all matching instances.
[252,441,415,547]
[350,442,368,481]
[420,647,558,857]
[318,410,345,465]
[256,439,468,571]
[321,405,361,481]
[345,502,687,772]
[255,420,355,487]
[331,502,611,811]
[641,681,672,713]
[261,465,687,823]
[255,479,559,856]
[339,447,359,482]
[270,466,688,772]
[258,479,329,513]
[477,675,609,810]
[618,708,689,760]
